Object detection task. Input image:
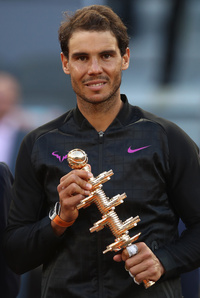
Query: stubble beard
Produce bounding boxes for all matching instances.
[71,75,122,113]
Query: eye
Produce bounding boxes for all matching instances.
[78,56,87,61]
[102,53,111,59]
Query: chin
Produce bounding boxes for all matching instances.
[81,95,109,104]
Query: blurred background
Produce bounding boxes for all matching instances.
[0,0,200,144]
[0,0,199,297]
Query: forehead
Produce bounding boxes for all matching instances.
[68,30,120,55]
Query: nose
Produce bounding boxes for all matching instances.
[88,57,102,75]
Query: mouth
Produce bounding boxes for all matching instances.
[84,80,107,91]
[86,82,105,87]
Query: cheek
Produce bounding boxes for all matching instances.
[70,66,86,80]
[111,67,122,80]
[69,61,87,72]
[104,62,122,75]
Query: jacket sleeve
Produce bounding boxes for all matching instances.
[154,121,200,279]
[3,138,64,275]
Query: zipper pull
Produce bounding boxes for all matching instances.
[98,131,104,138]
[98,130,104,143]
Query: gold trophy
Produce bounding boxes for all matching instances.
[67,148,155,289]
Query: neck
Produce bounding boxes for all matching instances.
[77,95,123,132]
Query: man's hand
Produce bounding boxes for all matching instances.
[51,167,93,236]
[113,242,165,284]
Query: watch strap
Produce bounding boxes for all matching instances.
[49,202,75,227]
[53,215,75,227]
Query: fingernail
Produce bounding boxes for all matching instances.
[133,277,140,285]
[86,183,92,189]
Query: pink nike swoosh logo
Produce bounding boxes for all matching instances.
[128,145,151,153]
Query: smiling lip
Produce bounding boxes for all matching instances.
[85,80,107,91]
[87,82,105,87]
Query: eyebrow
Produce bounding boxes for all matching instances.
[71,52,88,59]
[71,50,117,59]
[100,50,117,56]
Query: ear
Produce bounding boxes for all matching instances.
[60,52,70,74]
[121,47,130,70]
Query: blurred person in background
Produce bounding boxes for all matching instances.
[0,72,42,297]
[0,162,20,298]
[0,72,28,175]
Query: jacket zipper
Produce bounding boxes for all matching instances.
[98,131,104,171]
[98,130,104,297]
[98,130,104,143]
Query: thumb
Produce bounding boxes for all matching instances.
[113,253,123,262]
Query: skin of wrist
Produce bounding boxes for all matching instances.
[51,220,67,236]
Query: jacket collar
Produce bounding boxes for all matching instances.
[72,94,140,130]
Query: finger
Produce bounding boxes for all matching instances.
[59,172,92,188]
[124,247,152,274]
[122,245,139,261]
[60,169,93,184]
[59,181,92,197]
[128,261,146,277]
[126,244,138,257]
[61,193,85,208]
[127,254,161,284]
[128,271,141,285]
[58,174,92,194]
[131,270,152,285]
[59,194,85,222]
[113,253,123,262]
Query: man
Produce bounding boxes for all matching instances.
[0,162,20,297]
[0,72,28,175]
[0,72,43,298]
[4,5,200,298]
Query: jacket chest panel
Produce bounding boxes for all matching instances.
[31,120,170,210]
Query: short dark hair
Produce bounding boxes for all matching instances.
[58,5,129,58]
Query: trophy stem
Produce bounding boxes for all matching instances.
[67,149,155,289]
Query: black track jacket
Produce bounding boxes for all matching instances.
[4,95,200,298]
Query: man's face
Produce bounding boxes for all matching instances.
[0,77,19,118]
[61,30,129,105]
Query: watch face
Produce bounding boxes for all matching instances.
[49,202,60,220]
[49,208,56,220]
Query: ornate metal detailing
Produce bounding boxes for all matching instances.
[67,148,155,289]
